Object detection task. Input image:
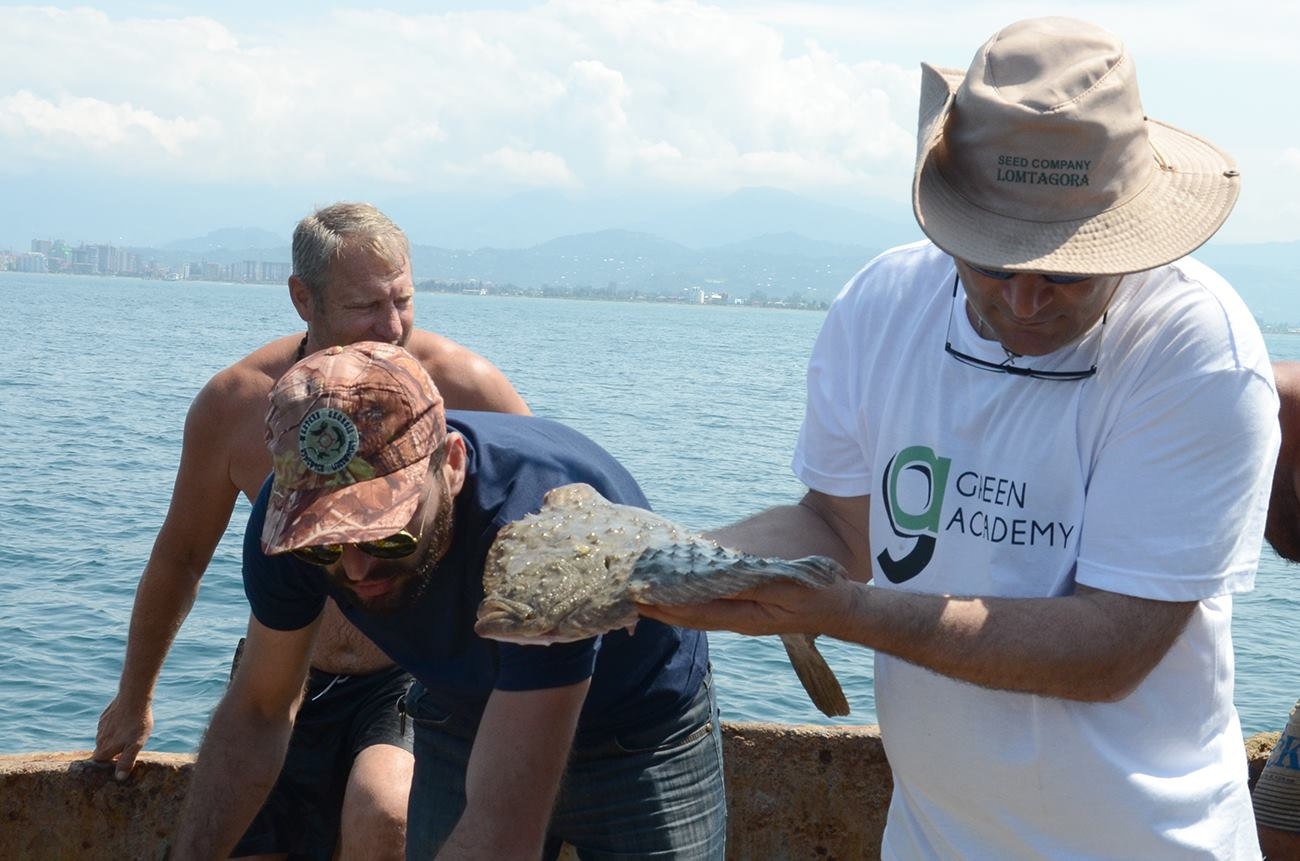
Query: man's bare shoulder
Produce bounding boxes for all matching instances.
[192,334,301,418]
[405,328,529,414]
[183,334,306,498]
[404,328,480,366]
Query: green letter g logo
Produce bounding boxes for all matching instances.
[877,446,950,583]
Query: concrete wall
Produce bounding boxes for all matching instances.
[0,726,1278,861]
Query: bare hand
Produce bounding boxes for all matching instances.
[638,572,859,639]
[92,695,153,781]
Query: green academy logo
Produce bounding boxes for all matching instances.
[878,446,950,583]
[878,445,1079,583]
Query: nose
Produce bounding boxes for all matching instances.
[374,304,403,342]
[1002,277,1052,320]
[338,547,378,582]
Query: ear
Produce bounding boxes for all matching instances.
[441,432,468,498]
[288,275,314,324]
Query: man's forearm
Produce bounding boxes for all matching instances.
[704,493,872,581]
[435,685,587,860]
[173,701,290,859]
[115,559,205,704]
[705,504,831,558]
[831,583,1195,701]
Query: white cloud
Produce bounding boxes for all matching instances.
[0,90,217,162]
[476,146,579,187]
[0,0,1295,240]
[0,1,918,197]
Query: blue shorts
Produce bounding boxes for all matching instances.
[232,661,414,860]
[403,672,727,860]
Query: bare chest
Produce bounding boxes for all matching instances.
[310,599,393,674]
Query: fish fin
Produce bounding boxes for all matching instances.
[780,633,850,717]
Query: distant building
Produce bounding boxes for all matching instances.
[262,261,291,282]
[13,252,48,273]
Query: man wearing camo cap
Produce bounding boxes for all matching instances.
[174,341,725,860]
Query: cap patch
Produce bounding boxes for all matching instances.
[299,407,360,474]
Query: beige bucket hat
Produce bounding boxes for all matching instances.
[913,17,1240,275]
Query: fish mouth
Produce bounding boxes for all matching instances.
[474,596,593,645]
[474,597,543,637]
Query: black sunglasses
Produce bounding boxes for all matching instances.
[943,276,1101,381]
[291,530,420,567]
[966,264,1092,285]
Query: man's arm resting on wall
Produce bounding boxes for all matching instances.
[94,379,244,777]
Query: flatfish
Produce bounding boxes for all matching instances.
[475,483,851,717]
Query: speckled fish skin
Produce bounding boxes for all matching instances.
[475,482,852,717]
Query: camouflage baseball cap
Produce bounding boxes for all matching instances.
[261,341,446,556]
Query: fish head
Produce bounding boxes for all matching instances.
[474,595,591,645]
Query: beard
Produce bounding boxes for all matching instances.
[331,487,455,616]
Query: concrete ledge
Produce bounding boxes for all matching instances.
[0,751,192,861]
[0,726,1276,861]
[722,723,891,860]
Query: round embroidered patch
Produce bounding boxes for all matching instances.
[298,408,360,475]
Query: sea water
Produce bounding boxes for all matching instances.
[0,271,1295,754]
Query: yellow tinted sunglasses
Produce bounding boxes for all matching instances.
[290,530,419,567]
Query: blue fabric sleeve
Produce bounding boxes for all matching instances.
[242,477,329,631]
[494,638,602,692]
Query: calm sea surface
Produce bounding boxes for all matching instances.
[0,270,1296,754]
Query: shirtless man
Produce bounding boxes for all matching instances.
[1256,361,1300,860]
[92,202,529,861]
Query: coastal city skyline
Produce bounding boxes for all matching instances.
[6,223,1297,322]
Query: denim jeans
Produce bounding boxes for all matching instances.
[403,674,727,860]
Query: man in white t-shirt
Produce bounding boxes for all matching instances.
[642,17,1278,860]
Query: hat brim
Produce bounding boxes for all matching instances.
[261,454,431,556]
[912,64,1240,275]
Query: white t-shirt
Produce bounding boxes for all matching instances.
[794,241,1278,860]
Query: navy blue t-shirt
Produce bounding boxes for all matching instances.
[243,411,709,737]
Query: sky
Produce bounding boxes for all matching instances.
[1,0,1297,248]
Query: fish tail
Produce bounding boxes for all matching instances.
[780,633,850,717]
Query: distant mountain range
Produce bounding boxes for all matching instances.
[407,228,891,303]
[133,225,895,305]
[17,183,1297,316]
[162,226,285,254]
[137,222,1299,314]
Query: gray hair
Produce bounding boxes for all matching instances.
[292,202,411,305]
